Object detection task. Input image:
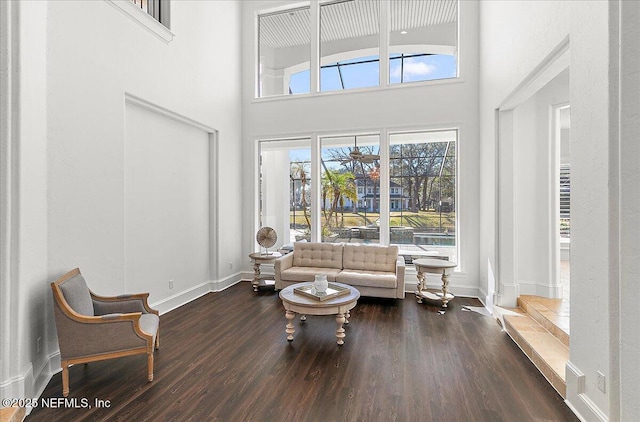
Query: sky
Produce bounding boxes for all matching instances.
[289,54,457,94]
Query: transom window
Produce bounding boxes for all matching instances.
[256,0,459,98]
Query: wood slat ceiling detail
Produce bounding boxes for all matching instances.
[260,0,457,49]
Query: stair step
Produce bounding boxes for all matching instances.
[517,295,569,347]
[503,312,568,398]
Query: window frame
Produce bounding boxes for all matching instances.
[255,0,460,99]
[255,127,461,266]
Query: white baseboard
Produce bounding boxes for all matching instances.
[0,366,30,401]
[565,361,608,422]
[517,279,563,299]
[210,272,242,292]
[496,283,519,307]
[0,354,57,417]
[151,280,212,315]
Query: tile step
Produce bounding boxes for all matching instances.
[0,407,26,422]
[517,295,569,347]
[503,312,568,398]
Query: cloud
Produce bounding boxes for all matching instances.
[390,60,436,79]
[404,61,436,76]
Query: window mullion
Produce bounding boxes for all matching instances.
[310,134,321,242]
[379,0,389,87]
[379,128,390,245]
[310,2,320,94]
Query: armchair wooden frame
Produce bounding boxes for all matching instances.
[51,268,160,397]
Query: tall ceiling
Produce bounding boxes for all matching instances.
[259,0,458,49]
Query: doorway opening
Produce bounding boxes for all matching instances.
[556,105,571,300]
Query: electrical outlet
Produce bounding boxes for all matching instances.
[597,371,606,393]
[169,279,174,289]
[229,262,233,270]
[36,337,41,354]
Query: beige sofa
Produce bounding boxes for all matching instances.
[274,242,405,299]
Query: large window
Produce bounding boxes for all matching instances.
[259,139,311,246]
[389,130,457,262]
[258,7,311,97]
[258,130,459,263]
[256,0,459,98]
[320,135,380,242]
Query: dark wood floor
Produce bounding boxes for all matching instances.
[28,282,578,422]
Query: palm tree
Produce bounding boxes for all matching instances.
[322,170,357,228]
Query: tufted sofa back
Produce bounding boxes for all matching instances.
[343,244,398,272]
[293,242,344,269]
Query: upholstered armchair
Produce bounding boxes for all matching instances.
[51,268,159,397]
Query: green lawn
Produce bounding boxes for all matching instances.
[290,210,455,231]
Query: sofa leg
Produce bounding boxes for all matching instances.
[147,353,154,382]
[61,362,70,397]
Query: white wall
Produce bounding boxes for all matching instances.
[242,0,480,296]
[1,0,242,404]
[124,102,211,302]
[479,1,638,420]
[509,71,569,297]
[618,2,640,420]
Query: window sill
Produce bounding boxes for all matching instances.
[253,76,465,103]
[105,0,174,43]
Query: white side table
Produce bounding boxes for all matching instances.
[413,258,457,308]
[249,252,281,292]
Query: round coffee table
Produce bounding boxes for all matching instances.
[279,282,360,345]
[413,258,457,308]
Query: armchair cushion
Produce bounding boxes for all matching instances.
[58,272,94,316]
[139,314,160,340]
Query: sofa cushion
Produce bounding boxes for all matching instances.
[336,270,397,289]
[280,266,342,283]
[343,244,398,273]
[293,242,343,269]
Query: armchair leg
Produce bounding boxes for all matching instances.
[155,330,160,350]
[61,362,70,397]
[147,352,154,382]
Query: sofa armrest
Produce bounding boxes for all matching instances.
[274,253,295,287]
[395,256,406,299]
